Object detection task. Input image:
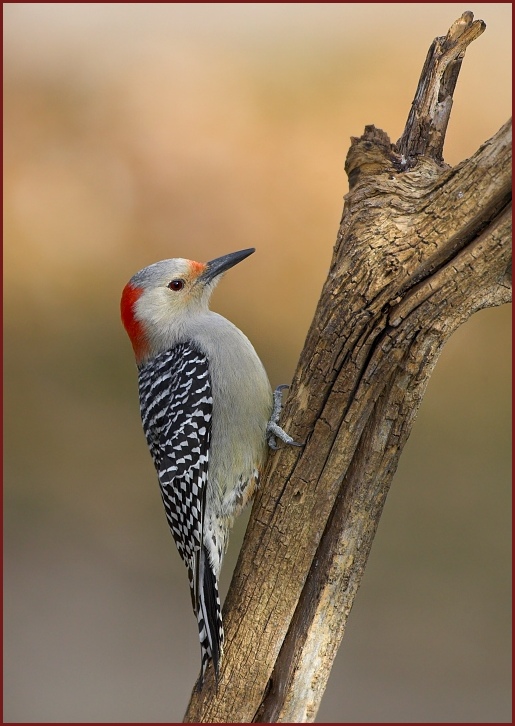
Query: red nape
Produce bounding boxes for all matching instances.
[120,283,148,360]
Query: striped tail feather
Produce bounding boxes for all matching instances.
[197,545,224,687]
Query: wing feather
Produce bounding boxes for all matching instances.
[138,343,212,610]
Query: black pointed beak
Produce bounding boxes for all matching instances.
[201,248,255,283]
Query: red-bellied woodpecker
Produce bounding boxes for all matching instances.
[121,248,298,685]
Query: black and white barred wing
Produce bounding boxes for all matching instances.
[138,343,223,679]
[138,343,211,602]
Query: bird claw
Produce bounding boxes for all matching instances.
[267,422,302,449]
[266,385,303,450]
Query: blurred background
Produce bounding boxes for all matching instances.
[3,3,511,722]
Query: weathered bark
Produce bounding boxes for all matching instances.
[184,12,511,723]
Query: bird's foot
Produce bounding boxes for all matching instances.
[266,385,303,450]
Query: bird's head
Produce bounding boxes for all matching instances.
[121,248,255,363]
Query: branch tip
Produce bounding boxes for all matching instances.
[396,12,486,166]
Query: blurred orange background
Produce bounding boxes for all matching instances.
[4,3,511,722]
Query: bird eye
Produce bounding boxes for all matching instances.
[168,279,185,292]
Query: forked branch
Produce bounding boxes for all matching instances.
[184,12,511,723]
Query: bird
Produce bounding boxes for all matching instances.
[120,247,298,685]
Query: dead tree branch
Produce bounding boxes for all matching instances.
[184,11,511,722]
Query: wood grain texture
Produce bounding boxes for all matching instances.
[184,13,511,723]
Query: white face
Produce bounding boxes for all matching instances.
[122,248,254,362]
[132,258,216,330]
